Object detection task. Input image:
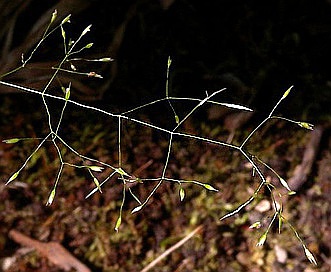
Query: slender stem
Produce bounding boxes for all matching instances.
[162,133,173,178]
[121,92,241,115]
[139,133,174,209]
[173,89,225,131]
[118,116,122,168]
[240,92,288,149]
[85,171,117,198]
[141,225,203,272]
[55,98,68,135]
[240,117,268,149]
[6,133,52,185]
[0,18,63,79]
[165,56,177,122]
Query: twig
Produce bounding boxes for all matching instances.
[9,229,91,272]
[141,225,203,272]
[288,126,323,191]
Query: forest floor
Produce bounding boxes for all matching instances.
[0,95,330,272]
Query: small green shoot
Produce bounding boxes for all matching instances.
[93,177,102,193]
[255,212,277,247]
[61,14,71,25]
[114,216,122,232]
[281,85,293,100]
[131,205,143,214]
[6,171,20,185]
[3,138,21,144]
[249,221,262,229]
[179,187,185,201]
[278,177,292,192]
[297,122,314,130]
[64,83,71,100]
[50,9,57,24]
[256,232,267,247]
[46,188,56,206]
[303,245,318,266]
[88,166,104,172]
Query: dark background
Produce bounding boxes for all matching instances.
[1,0,331,120]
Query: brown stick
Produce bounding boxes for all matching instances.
[9,229,91,272]
[288,126,323,191]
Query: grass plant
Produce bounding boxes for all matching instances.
[0,10,317,266]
